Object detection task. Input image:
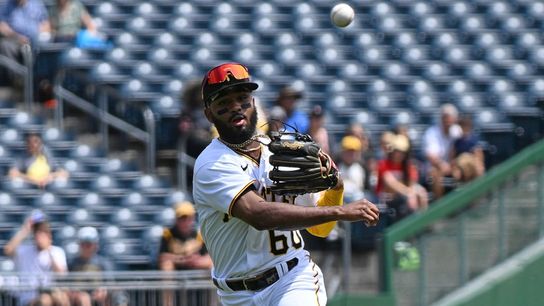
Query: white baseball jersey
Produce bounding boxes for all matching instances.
[193,138,317,280]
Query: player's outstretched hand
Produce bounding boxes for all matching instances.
[342,199,380,227]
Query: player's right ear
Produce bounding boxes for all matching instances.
[204,107,213,123]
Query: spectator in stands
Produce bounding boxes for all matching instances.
[423,104,462,199]
[344,122,375,192]
[266,105,286,137]
[158,201,212,271]
[450,115,485,183]
[68,226,126,306]
[159,202,211,306]
[338,135,366,201]
[376,134,428,223]
[8,133,68,188]
[48,0,96,43]
[308,105,330,154]
[178,80,212,157]
[0,0,50,86]
[3,211,70,306]
[274,86,309,133]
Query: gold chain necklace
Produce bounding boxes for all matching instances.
[219,134,266,152]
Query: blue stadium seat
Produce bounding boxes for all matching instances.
[78,192,110,209]
[120,79,161,101]
[132,175,170,195]
[61,47,105,70]
[461,15,487,34]
[163,190,188,206]
[449,1,472,18]
[131,61,167,82]
[456,94,485,112]
[486,46,515,66]
[155,207,175,226]
[487,2,513,19]
[121,192,149,208]
[8,112,44,133]
[372,2,394,16]
[409,95,440,115]
[91,62,128,84]
[172,2,195,17]
[448,79,472,96]
[527,2,544,19]
[423,62,452,82]
[95,2,127,20]
[67,208,102,227]
[150,95,181,118]
[0,257,15,272]
[253,3,276,17]
[173,62,197,81]
[101,225,129,243]
[360,46,389,64]
[418,15,446,34]
[411,1,433,17]
[0,128,24,150]
[111,208,147,228]
[0,192,20,212]
[55,224,77,243]
[465,62,494,81]
[160,80,183,98]
[133,2,167,19]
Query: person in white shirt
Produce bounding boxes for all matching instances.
[3,214,69,306]
[193,62,379,306]
[423,103,463,199]
[338,135,366,201]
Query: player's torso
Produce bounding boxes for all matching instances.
[195,141,306,278]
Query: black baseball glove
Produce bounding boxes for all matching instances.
[268,131,339,195]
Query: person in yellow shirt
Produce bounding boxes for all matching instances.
[8,134,68,188]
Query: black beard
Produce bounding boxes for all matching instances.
[212,109,258,144]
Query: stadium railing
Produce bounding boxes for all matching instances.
[378,139,544,306]
[0,270,218,306]
[0,44,34,111]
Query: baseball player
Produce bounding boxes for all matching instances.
[193,62,379,306]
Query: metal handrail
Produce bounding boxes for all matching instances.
[0,44,33,111]
[53,85,156,173]
[177,136,196,193]
[0,270,214,291]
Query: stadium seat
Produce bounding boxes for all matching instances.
[67,208,102,227]
[111,208,147,228]
[456,94,485,112]
[91,62,128,84]
[163,190,188,206]
[0,128,24,150]
[8,112,44,133]
[101,225,129,243]
[0,257,15,272]
[55,224,77,243]
[155,207,175,226]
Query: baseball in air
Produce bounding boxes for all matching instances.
[330,3,355,28]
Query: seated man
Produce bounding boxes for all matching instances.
[0,0,50,85]
[8,133,68,188]
[3,212,69,306]
[68,226,127,306]
[423,104,462,199]
[158,201,212,271]
[376,134,428,223]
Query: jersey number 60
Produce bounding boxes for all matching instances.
[268,230,303,255]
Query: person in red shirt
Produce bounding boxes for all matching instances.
[376,133,428,223]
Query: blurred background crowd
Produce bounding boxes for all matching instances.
[0,0,543,305]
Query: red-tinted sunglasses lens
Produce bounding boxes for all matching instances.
[206,64,250,85]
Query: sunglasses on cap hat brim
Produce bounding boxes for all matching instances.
[202,63,258,106]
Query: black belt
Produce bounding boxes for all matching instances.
[213,257,299,291]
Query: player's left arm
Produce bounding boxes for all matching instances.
[306,178,344,238]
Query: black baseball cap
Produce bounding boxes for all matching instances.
[201,62,258,107]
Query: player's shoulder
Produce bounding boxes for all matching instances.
[195,139,242,169]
